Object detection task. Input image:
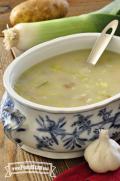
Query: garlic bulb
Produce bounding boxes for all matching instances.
[84,129,120,173]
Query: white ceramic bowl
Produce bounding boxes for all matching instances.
[1,33,120,159]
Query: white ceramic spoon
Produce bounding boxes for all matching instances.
[87,20,119,66]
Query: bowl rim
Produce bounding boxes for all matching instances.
[3,33,120,113]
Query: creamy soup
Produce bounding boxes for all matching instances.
[14,50,120,107]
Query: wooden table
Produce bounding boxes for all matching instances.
[0,0,111,180]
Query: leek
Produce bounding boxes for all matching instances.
[3,0,120,51]
[36,81,49,88]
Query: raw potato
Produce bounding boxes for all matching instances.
[10,0,69,25]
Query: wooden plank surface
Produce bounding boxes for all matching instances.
[0,0,112,181]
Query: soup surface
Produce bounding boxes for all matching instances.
[14,50,120,107]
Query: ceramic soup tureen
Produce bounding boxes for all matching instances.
[1,33,120,159]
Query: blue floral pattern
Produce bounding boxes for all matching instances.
[1,93,120,153]
[0,94,26,143]
[34,135,54,150]
[34,107,120,151]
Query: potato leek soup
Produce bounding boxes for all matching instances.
[14,50,120,107]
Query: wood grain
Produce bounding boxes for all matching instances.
[0,0,112,181]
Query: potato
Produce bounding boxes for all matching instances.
[10,0,69,25]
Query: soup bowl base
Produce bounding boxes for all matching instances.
[21,144,84,159]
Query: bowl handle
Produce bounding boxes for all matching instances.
[0,92,26,141]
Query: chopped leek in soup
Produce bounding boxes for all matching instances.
[14,50,120,107]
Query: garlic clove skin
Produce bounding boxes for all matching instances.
[84,129,120,173]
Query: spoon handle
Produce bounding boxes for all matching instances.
[87,20,119,66]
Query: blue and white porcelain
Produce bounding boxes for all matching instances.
[1,33,120,159]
